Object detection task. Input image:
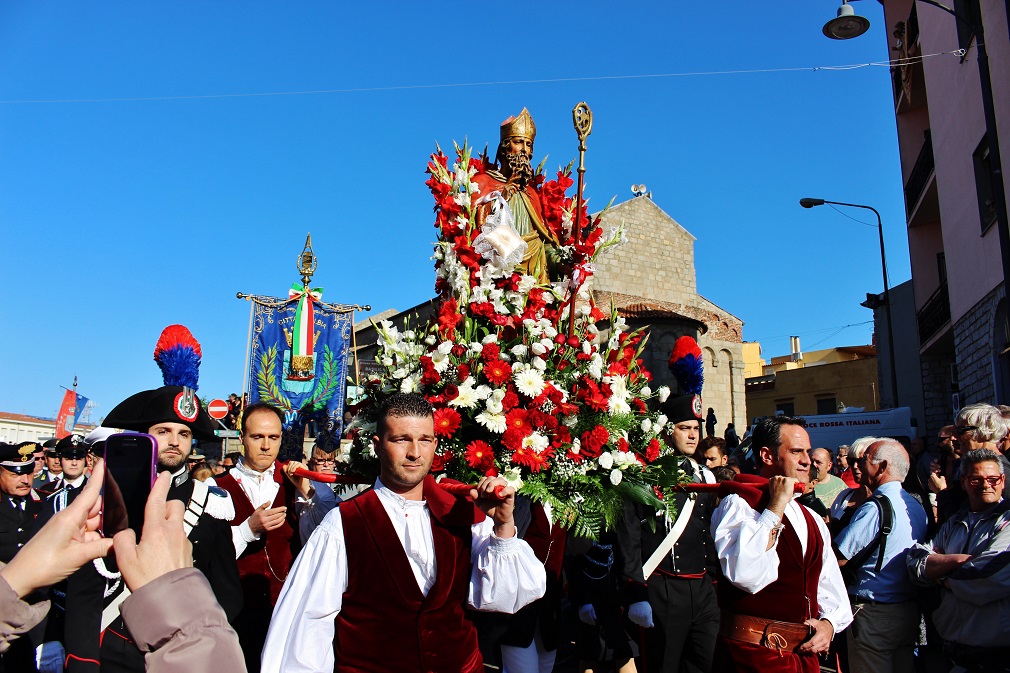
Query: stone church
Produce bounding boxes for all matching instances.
[589,194,746,434]
[353,193,746,433]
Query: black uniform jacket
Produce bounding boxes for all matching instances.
[0,491,42,563]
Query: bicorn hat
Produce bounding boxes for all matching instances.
[103,386,217,441]
[660,336,705,426]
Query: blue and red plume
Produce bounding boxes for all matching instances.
[668,336,704,395]
[154,325,202,390]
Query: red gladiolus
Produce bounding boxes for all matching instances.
[512,445,554,472]
[432,407,462,438]
[465,440,496,472]
[632,398,647,413]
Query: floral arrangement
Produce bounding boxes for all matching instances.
[340,142,688,538]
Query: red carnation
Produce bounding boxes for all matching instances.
[580,425,610,459]
[483,359,511,386]
[646,438,661,463]
[432,407,461,438]
[501,388,520,411]
[618,437,630,453]
[465,440,496,472]
[502,427,527,452]
[456,364,470,380]
[481,342,501,361]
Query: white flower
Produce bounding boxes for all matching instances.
[517,275,537,293]
[431,350,451,373]
[437,340,454,355]
[475,411,507,434]
[562,414,578,428]
[391,367,408,380]
[503,467,524,491]
[587,323,599,335]
[470,342,483,354]
[610,469,623,486]
[641,418,653,434]
[449,380,479,409]
[486,397,504,414]
[543,325,558,339]
[380,356,394,367]
[641,385,652,397]
[539,337,555,352]
[424,335,437,346]
[475,384,492,400]
[614,316,628,332]
[511,344,528,358]
[400,373,420,394]
[403,330,415,340]
[582,341,592,355]
[522,432,550,454]
[609,397,631,414]
[656,414,668,428]
[515,366,547,397]
[658,386,671,403]
[490,388,506,402]
[598,453,614,470]
[570,437,581,455]
[588,354,604,380]
[482,334,498,345]
[531,342,547,356]
[531,357,547,372]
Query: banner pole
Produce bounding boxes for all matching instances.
[241,299,254,405]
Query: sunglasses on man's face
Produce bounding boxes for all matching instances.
[965,475,1004,488]
[954,425,979,436]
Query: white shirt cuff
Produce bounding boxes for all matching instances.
[758,509,783,530]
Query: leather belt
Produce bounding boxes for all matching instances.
[719,611,812,655]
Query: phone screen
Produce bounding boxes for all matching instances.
[103,433,158,538]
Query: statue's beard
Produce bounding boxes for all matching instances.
[502,151,533,189]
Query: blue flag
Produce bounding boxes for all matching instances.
[246,295,353,459]
[72,394,89,427]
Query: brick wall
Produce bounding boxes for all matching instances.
[953,284,1004,406]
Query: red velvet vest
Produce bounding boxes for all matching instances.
[333,476,484,673]
[718,502,823,624]
[216,462,299,606]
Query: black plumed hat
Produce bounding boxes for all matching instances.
[103,386,217,441]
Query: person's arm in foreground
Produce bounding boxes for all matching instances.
[0,460,113,652]
[115,472,246,673]
[467,476,547,613]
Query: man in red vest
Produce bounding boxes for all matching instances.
[711,416,853,672]
[214,402,312,673]
[260,392,547,673]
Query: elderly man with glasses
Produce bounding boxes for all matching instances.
[907,448,1010,672]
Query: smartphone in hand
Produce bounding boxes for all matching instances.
[103,433,158,538]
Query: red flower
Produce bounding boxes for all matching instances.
[481,342,501,361]
[443,384,459,400]
[457,364,470,381]
[501,388,519,411]
[580,425,610,459]
[502,427,527,452]
[505,409,531,434]
[437,299,463,339]
[483,359,511,386]
[431,451,449,473]
[632,398,647,413]
[432,407,461,438]
[646,438,661,463]
[512,445,554,472]
[618,437,630,453]
[465,440,496,472]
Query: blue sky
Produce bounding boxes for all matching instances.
[0,2,917,420]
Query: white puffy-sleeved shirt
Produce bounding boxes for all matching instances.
[260,480,547,673]
[712,493,853,632]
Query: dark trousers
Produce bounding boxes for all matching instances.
[636,576,719,673]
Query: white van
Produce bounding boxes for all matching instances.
[798,407,917,450]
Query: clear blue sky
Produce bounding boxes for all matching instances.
[0,1,920,421]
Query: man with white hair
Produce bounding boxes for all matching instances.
[834,439,928,673]
[907,448,1010,672]
[953,403,1009,459]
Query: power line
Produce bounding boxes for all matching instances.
[0,50,965,105]
[749,320,874,344]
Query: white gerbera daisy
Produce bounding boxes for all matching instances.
[514,366,547,397]
[475,411,507,434]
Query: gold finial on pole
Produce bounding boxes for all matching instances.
[297,233,317,287]
[568,102,593,339]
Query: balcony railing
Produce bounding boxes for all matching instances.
[917,281,951,345]
[905,130,934,212]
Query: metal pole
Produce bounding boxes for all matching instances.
[821,200,900,407]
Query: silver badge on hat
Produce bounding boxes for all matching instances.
[174,388,199,423]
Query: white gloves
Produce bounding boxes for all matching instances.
[627,601,654,628]
[578,603,598,625]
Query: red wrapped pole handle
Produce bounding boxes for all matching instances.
[285,464,508,499]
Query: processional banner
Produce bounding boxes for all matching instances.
[246,291,353,459]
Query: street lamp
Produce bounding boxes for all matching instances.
[822,1,870,40]
[800,198,900,407]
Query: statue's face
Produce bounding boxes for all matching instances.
[507,136,533,159]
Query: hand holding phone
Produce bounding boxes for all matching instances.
[103,433,158,538]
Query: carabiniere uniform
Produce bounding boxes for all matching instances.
[616,391,720,673]
[61,385,243,673]
[0,441,44,672]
